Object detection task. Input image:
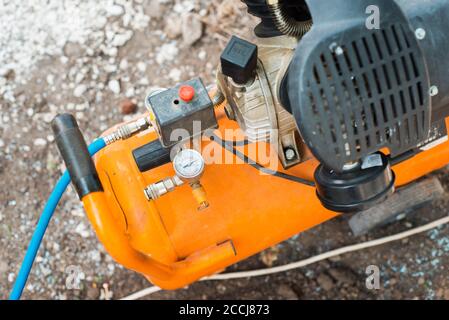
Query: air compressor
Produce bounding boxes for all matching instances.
[10,0,449,297]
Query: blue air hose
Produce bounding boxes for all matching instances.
[9,138,106,300]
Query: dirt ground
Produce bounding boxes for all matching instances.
[0,0,448,300]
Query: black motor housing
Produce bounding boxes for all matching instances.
[395,0,449,122]
[280,0,449,173]
[277,0,449,212]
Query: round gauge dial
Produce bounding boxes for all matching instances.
[173,149,205,181]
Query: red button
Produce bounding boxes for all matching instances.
[179,85,195,102]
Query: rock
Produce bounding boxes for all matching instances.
[0,67,15,79]
[217,0,237,19]
[86,285,100,300]
[137,62,146,73]
[260,246,279,267]
[73,84,87,98]
[33,138,47,147]
[328,268,356,286]
[168,68,181,82]
[0,261,7,274]
[74,73,84,84]
[99,283,113,300]
[147,0,163,19]
[317,273,335,291]
[156,43,179,64]
[216,284,226,294]
[125,87,135,98]
[276,284,299,300]
[444,289,449,300]
[119,59,129,70]
[108,80,121,95]
[42,112,55,123]
[107,5,124,17]
[111,30,133,47]
[75,222,91,238]
[64,42,84,57]
[182,13,203,46]
[120,99,137,115]
[164,16,182,39]
[198,50,207,60]
[46,74,55,85]
[8,273,16,283]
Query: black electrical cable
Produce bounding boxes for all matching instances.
[209,133,316,187]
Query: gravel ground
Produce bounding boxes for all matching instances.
[0,0,448,300]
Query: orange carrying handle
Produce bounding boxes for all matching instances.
[82,192,236,288]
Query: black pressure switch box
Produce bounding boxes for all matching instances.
[221,36,258,84]
[147,78,217,148]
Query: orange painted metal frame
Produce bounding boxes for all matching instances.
[83,112,449,290]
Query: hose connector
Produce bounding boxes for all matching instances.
[144,176,184,200]
[104,117,151,145]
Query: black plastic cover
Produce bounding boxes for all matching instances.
[221,36,258,84]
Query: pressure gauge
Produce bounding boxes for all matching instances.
[173,149,205,182]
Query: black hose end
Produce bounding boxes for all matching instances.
[52,114,103,199]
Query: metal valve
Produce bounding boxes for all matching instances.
[144,176,184,200]
[143,148,209,210]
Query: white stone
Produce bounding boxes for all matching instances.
[168,68,181,82]
[73,84,87,98]
[198,50,207,60]
[137,62,146,72]
[156,42,179,64]
[119,59,129,70]
[46,74,55,85]
[125,87,135,98]
[33,138,47,147]
[107,5,125,17]
[75,222,90,238]
[108,80,121,94]
[111,30,133,47]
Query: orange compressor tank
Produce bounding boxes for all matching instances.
[81,110,449,290]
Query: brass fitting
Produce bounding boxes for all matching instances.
[191,181,209,211]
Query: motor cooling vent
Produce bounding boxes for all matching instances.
[299,23,430,171]
[282,0,433,172]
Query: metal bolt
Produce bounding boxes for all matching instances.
[335,46,344,56]
[429,85,439,97]
[284,148,296,161]
[415,28,426,40]
[329,42,344,55]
